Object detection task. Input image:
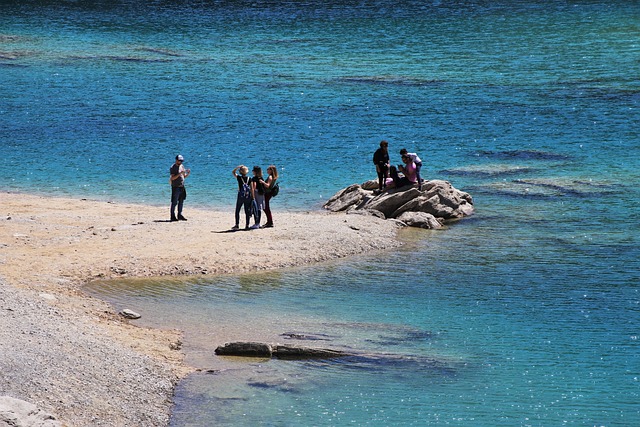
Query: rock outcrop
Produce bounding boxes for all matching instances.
[0,396,62,427]
[119,308,141,319]
[324,179,474,229]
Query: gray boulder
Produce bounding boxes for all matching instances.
[119,309,141,319]
[346,208,386,219]
[0,396,62,427]
[360,179,379,190]
[324,179,473,228]
[364,187,422,218]
[323,184,369,212]
[397,212,444,229]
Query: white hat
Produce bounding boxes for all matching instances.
[176,154,184,161]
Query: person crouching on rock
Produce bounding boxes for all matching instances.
[232,165,252,230]
[387,153,417,189]
[400,148,422,191]
[373,140,390,192]
[400,148,423,190]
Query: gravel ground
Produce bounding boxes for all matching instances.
[0,282,177,426]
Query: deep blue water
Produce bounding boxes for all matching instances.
[3,1,640,426]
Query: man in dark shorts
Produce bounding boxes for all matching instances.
[169,154,190,221]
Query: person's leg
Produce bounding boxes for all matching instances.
[170,187,179,221]
[415,162,422,190]
[377,169,384,190]
[389,166,401,187]
[251,198,262,228]
[234,194,242,228]
[264,193,273,226]
[243,198,252,229]
[177,187,186,219]
[382,166,388,188]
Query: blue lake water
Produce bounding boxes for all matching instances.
[3,1,640,425]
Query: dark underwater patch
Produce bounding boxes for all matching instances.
[471,177,618,199]
[313,353,459,378]
[247,378,300,393]
[544,82,640,102]
[335,76,445,87]
[0,62,28,68]
[135,46,185,57]
[281,332,334,341]
[513,178,617,197]
[66,55,173,63]
[441,164,537,177]
[470,149,571,161]
[365,329,434,346]
[0,34,24,43]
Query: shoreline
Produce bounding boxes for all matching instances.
[0,191,401,426]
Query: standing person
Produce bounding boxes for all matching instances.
[232,165,252,230]
[399,148,423,190]
[388,153,417,189]
[373,140,390,192]
[169,154,190,221]
[260,165,279,228]
[250,166,265,230]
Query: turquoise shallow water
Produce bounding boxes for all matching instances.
[3,1,640,425]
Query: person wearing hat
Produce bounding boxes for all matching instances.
[232,164,252,230]
[169,154,190,221]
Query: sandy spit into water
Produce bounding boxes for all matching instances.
[0,192,401,426]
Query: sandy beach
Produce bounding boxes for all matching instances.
[0,192,401,426]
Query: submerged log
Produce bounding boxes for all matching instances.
[215,342,347,360]
[214,342,273,357]
[274,345,346,360]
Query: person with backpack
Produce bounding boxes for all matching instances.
[260,164,279,228]
[249,166,266,230]
[232,165,252,230]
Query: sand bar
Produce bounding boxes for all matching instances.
[0,192,401,426]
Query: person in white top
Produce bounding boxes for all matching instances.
[399,148,423,190]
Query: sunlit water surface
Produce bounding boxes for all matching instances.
[4,0,640,425]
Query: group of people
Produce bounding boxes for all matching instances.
[231,164,279,230]
[373,140,423,192]
[168,141,418,226]
[168,154,279,230]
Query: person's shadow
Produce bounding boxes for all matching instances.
[152,219,247,232]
